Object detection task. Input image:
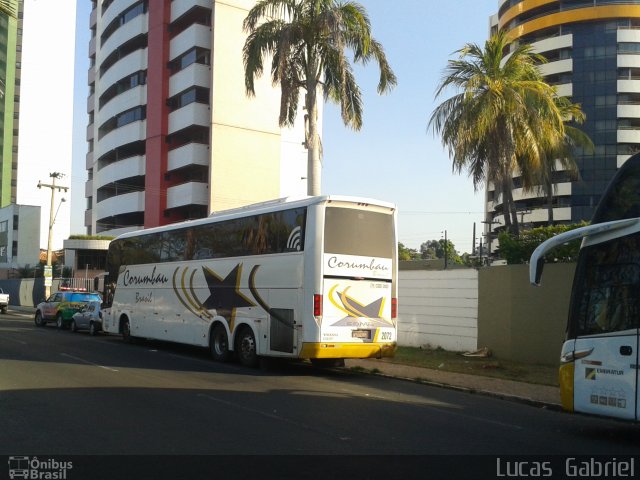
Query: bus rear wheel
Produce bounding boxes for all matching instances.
[210,324,230,362]
[236,327,258,368]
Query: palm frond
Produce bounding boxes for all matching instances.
[0,0,16,18]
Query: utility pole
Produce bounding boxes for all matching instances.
[442,229,448,270]
[472,222,476,256]
[37,172,68,299]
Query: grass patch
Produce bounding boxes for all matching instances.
[381,346,559,387]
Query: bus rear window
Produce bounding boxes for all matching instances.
[324,207,394,258]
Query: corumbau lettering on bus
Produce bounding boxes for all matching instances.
[326,256,390,273]
[122,266,169,287]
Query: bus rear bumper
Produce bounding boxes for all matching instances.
[300,342,397,359]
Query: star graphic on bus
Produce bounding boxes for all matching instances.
[328,285,393,327]
[202,264,255,324]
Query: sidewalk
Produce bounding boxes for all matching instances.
[345,358,562,409]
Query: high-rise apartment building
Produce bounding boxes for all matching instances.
[486,0,640,244]
[86,0,310,236]
[0,0,22,207]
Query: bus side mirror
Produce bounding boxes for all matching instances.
[534,257,545,286]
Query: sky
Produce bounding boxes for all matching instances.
[17,0,77,253]
[63,0,499,255]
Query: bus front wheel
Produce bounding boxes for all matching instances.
[121,318,133,344]
[236,327,258,368]
[210,324,230,362]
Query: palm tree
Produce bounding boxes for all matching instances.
[525,97,592,225]
[243,0,396,196]
[429,30,574,236]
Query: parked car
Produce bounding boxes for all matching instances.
[70,301,103,335]
[0,288,8,314]
[34,290,102,329]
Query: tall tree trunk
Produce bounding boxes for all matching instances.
[305,84,321,196]
[546,181,554,226]
[501,176,520,237]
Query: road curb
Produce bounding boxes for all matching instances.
[346,365,564,412]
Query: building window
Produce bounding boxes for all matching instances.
[167,86,209,111]
[99,34,147,78]
[169,6,211,39]
[99,70,147,109]
[168,47,210,74]
[101,1,148,47]
[166,125,209,150]
[98,106,146,139]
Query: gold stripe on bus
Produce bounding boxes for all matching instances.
[328,284,357,318]
[188,268,213,319]
[505,6,640,41]
[180,267,207,317]
[172,267,198,316]
[172,267,209,320]
[300,342,397,359]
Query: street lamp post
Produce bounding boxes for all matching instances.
[37,172,68,299]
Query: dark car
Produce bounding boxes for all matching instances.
[34,290,102,329]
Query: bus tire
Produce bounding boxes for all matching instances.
[236,327,258,368]
[121,317,133,344]
[210,323,230,362]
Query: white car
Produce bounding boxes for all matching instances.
[70,301,103,335]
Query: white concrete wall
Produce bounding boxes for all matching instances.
[398,269,478,352]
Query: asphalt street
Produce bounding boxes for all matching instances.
[1,311,639,460]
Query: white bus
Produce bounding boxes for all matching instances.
[530,152,640,420]
[101,195,398,367]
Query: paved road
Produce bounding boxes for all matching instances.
[1,311,639,458]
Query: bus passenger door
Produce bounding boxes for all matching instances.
[572,284,639,420]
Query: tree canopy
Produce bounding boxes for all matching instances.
[243,0,396,195]
[429,31,587,236]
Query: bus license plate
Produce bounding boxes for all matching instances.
[352,329,371,339]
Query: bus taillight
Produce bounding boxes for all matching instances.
[391,298,397,319]
[314,294,322,316]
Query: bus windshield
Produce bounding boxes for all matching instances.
[324,207,394,258]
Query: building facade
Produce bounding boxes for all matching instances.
[486,0,640,246]
[0,203,40,276]
[0,0,22,207]
[86,0,310,236]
